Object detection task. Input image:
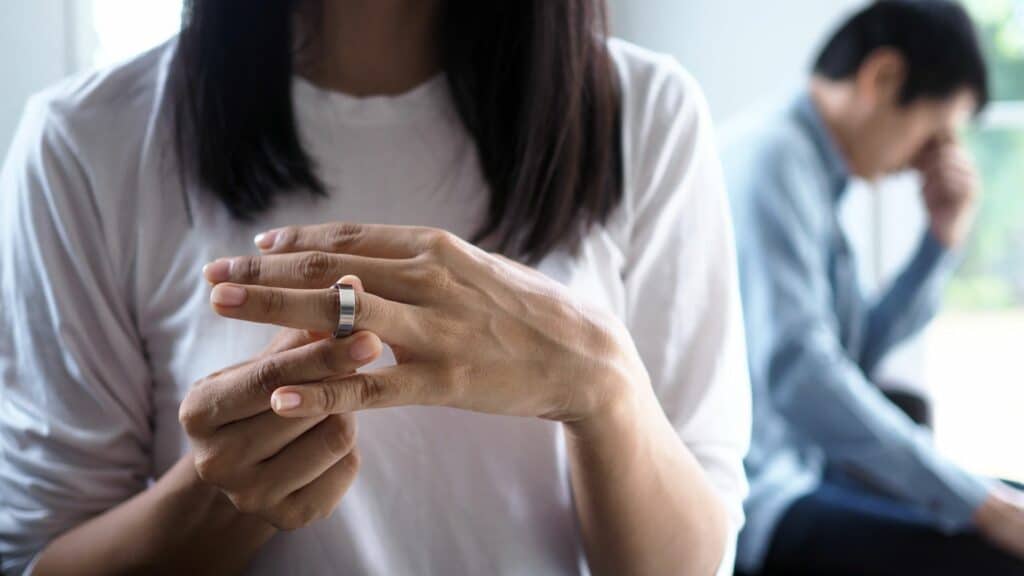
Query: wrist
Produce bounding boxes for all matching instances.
[565,341,656,444]
[171,453,278,536]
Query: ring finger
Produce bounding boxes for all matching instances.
[209,282,421,348]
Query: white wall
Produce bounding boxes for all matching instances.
[0,1,73,158]
[608,0,864,125]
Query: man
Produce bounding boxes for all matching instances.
[723,2,1024,574]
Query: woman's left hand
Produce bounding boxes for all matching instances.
[204,223,648,423]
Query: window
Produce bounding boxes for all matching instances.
[77,0,183,69]
[927,0,1024,482]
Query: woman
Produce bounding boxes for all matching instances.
[0,1,750,574]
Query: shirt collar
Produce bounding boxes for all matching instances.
[794,91,850,200]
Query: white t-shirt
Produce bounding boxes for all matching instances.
[0,38,750,575]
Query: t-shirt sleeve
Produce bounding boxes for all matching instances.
[619,54,752,575]
[0,95,154,575]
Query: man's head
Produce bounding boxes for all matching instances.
[811,0,988,180]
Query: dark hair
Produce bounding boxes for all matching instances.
[174,0,622,263]
[813,0,989,111]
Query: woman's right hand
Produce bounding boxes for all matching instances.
[178,318,382,530]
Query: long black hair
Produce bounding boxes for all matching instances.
[174,0,622,263]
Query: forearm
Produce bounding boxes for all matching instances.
[862,231,951,373]
[565,388,728,576]
[775,341,987,526]
[35,454,276,575]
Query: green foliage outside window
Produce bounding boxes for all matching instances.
[947,0,1024,310]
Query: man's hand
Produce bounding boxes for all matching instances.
[914,141,980,249]
[975,484,1024,561]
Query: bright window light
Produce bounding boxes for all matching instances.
[927,0,1024,483]
[89,0,183,67]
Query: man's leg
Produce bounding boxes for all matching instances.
[755,477,1024,576]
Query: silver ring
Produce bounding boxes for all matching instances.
[332,281,357,339]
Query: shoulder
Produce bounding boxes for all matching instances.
[608,38,710,126]
[2,40,181,279]
[16,38,178,188]
[719,97,831,229]
[719,97,824,196]
[607,39,716,215]
[608,38,712,154]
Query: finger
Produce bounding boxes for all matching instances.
[204,252,420,302]
[271,365,438,418]
[210,282,420,347]
[180,332,383,432]
[339,274,363,293]
[218,410,326,467]
[255,222,433,258]
[258,414,357,505]
[268,446,360,530]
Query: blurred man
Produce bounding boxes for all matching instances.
[723,2,1024,574]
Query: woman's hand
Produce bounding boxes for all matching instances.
[178,322,382,530]
[202,223,649,424]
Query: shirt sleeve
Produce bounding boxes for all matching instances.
[859,230,956,376]
[754,149,989,531]
[0,95,154,574]
[621,57,752,576]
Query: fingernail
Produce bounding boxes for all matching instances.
[203,258,232,283]
[349,334,378,361]
[254,229,278,250]
[210,284,247,307]
[272,391,302,412]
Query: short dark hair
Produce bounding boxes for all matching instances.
[173,0,622,264]
[813,0,989,111]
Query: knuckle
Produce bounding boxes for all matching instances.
[277,500,318,531]
[274,226,298,250]
[238,255,261,282]
[355,374,386,408]
[231,488,267,517]
[297,252,332,283]
[262,288,285,316]
[193,448,229,485]
[345,446,362,472]
[178,394,201,434]
[427,229,458,253]
[322,415,357,458]
[248,358,284,395]
[316,382,342,413]
[297,500,322,527]
[325,223,364,252]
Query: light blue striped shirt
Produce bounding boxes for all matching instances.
[722,92,990,572]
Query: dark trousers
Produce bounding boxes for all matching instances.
[740,471,1024,576]
[739,391,1023,575]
